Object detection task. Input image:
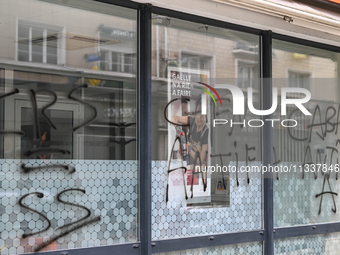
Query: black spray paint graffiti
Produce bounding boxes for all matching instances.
[166,135,188,202]
[164,98,208,201]
[26,148,71,158]
[68,84,97,132]
[35,89,58,130]
[210,153,231,189]
[21,163,75,174]
[0,89,25,136]
[18,189,99,252]
[165,98,340,215]
[18,192,52,239]
[286,104,340,215]
[35,216,101,252]
[19,180,100,253]
[1,85,102,252]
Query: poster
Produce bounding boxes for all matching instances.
[167,66,211,205]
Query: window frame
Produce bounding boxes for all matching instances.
[180,50,216,78]
[16,19,65,65]
[235,59,258,88]
[2,1,340,255]
[99,50,137,73]
[287,69,313,93]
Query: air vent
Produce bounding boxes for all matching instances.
[69,36,110,44]
[31,35,59,44]
[65,33,120,50]
[18,33,59,45]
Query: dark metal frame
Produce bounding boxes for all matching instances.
[95,0,141,9]
[0,68,4,158]
[139,3,152,255]
[152,231,265,253]
[272,33,340,53]
[262,30,274,255]
[26,243,140,255]
[9,1,340,255]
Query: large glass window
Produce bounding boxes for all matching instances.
[273,40,340,227]
[151,15,261,240]
[0,1,138,254]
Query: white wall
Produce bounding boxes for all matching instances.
[133,0,340,47]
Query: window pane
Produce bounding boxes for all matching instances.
[18,25,29,39]
[31,52,43,63]
[0,1,138,254]
[31,27,43,56]
[273,40,340,227]
[152,15,261,240]
[47,46,58,55]
[112,52,120,63]
[112,63,120,72]
[47,54,57,65]
[275,233,340,254]
[18,51,29,62]
[18,42,29,52]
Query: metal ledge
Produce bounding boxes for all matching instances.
[151,230,265,253]
[274,222,340,240]
[24,242,141,255]
[94,0,141,9]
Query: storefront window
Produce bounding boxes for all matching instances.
[3,0,340,254]
[273,40,340,227]
[0,1,138,254]
[151,15,261,239]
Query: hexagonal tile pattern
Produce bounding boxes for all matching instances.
[0,159,138,255]
[274,233,340,254]
[152,161,262,240]
[274,170,340,227]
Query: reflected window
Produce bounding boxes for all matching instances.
[99,26,137,74]
[288,71,311,89]
[181,53,212,70]
[17,20,62,64]
[20,107,73,159]
[237,61,257,88]
[99,51,136,73]
[234,41,258,53]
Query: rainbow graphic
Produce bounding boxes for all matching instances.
[196,82,222,106]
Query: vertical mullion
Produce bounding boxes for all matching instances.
[29,27,32,62]
[262,30,273,255]
[0,69,3,158]
[139,4,152,255]
[43,28,47,64]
